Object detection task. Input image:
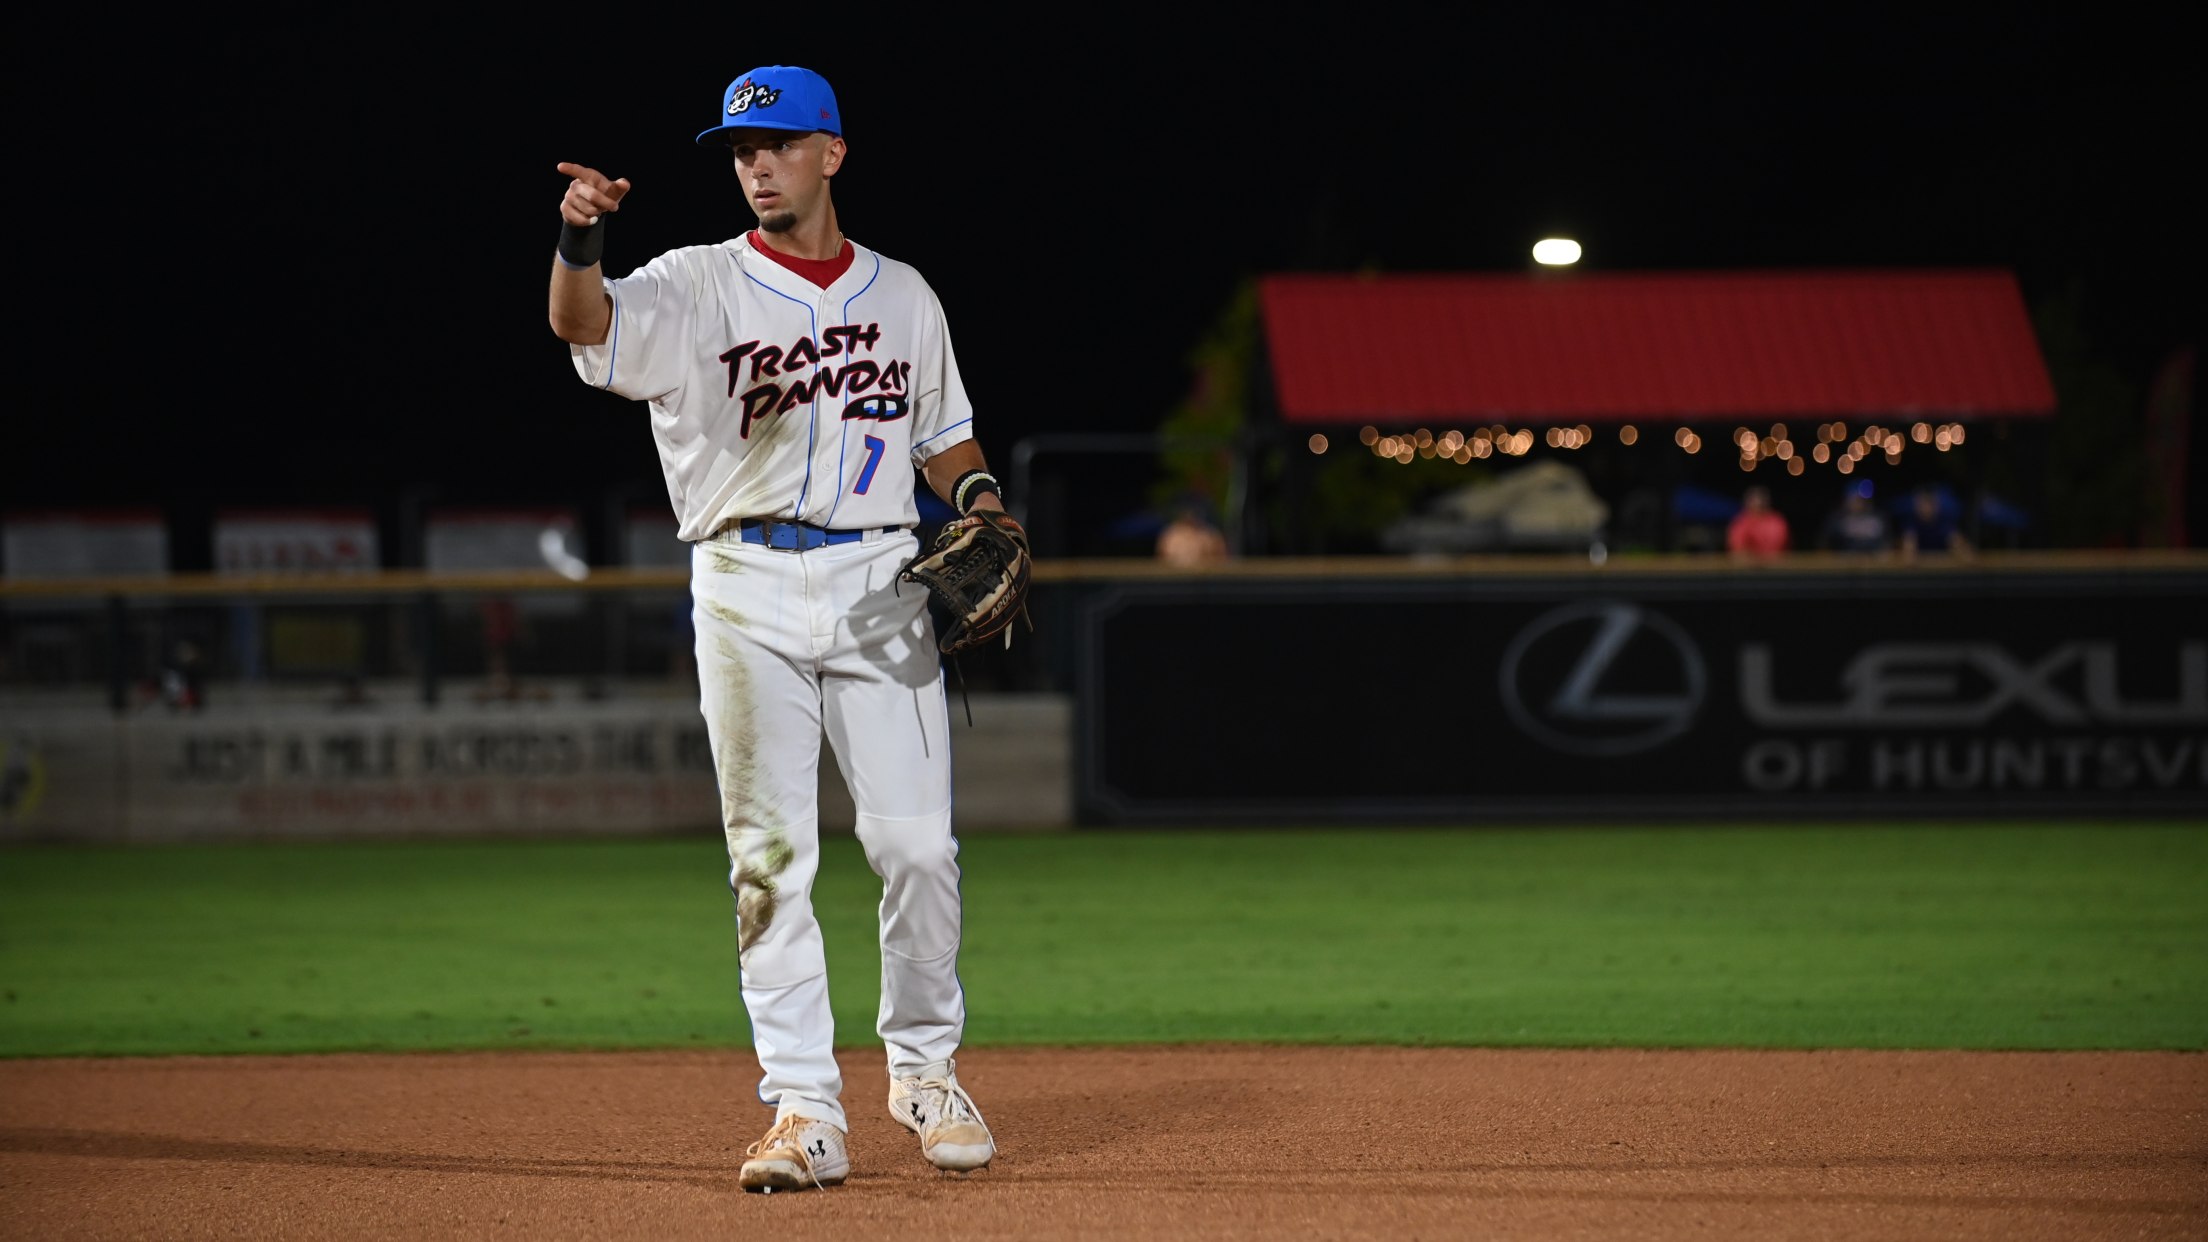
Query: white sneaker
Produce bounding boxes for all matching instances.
[739,1113,849,1192]
[887,1058,995,1171]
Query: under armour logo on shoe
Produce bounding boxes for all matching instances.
[809,1140,827,1157]
[910,1103,924,1121]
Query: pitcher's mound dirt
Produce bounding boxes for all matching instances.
[3,1045,2202,1240]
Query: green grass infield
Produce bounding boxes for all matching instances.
[2,822,2202,1057]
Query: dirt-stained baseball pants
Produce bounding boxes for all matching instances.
[688,528,963,1131]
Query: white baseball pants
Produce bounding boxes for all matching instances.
[689,529,964,1131]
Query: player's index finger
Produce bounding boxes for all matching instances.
[555,161,607,185]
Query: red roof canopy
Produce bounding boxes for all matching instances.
[1258,270,2056,425]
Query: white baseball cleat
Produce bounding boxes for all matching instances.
[739,1113,849,1192]
[888,1058,996,1171]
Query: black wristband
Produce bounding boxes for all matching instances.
[960,481,1001,515]
[557,219,605,269]
[951,470,1001,514]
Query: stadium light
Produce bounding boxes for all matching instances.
[1533,238,1582,266]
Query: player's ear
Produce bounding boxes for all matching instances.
[822,135,846,177]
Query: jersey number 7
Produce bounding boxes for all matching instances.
[853,435,886,495]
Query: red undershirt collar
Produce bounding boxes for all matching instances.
[750,230,855,289]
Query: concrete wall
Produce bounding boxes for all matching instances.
[0,692,1073,843]
[819,694,1072,835]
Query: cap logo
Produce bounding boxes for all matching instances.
[726,82,784,117]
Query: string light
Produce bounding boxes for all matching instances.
[1308,434,1329,454]
[1337,413,1971,476]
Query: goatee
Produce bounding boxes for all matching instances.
[759,210,798,233]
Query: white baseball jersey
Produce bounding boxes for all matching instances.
[571,235,976,541]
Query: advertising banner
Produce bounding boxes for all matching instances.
[623,507,689,568]
[425,509,587,617]
[213,509,379,574]
[0,715,126,840]
[0,702,718,841]
[1077,568,2208,822]
[1,510,167,578]
[0,695,1071,841]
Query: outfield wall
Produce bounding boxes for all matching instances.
[5,554,2204,836]
[0,695,1072,842]
[1072,560,2208,822]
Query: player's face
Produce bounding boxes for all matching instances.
[728,129,844,232]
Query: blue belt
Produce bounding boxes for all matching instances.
[734,517,898,552]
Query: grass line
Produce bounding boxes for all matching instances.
[2,823,2202,1056]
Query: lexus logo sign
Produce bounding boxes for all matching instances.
[1499,602,1708,756]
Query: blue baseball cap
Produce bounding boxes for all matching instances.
[696,66,841,145]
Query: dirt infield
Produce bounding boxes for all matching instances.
[2,1046,2202,1240]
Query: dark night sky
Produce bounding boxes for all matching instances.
[14,8,2200,560]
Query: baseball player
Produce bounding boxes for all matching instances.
[547,64,1005,1192]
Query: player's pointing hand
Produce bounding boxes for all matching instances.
[556,162,631,227]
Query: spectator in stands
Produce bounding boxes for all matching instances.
[1818,480,1892,554]
[1725,485,1790,560]
[475,594,522,702]
[1898,485,1972,558]
[159,638,206,712]
[1156,494,1230,568]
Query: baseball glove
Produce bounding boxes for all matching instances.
[900,510,1034,655]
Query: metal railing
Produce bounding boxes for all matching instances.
[6,551,2202,715]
